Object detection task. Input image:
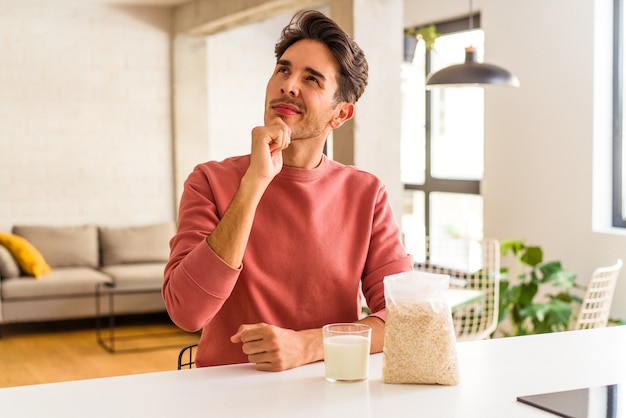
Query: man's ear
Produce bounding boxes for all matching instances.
[330,102,355,129]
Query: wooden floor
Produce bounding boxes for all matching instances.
[0,313,200,388]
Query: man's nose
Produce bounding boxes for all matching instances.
[280,76,299,97]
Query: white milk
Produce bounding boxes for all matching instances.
[323,335,370,381]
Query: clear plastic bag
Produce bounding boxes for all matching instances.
[382,270,460,385]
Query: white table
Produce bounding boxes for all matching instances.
[361,288,484,316]
[1,326,625,417]
[446,288,485,312]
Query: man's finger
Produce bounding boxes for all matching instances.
[230,323,266,343]
[267,118,291,149]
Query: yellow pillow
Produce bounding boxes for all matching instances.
[0,233,51,278]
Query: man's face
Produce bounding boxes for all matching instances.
[265,39,344,142]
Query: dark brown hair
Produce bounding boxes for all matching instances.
[274,10,368,104]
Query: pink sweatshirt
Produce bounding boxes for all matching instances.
[163,154,412,367]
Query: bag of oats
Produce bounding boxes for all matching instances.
[382,270,460,385]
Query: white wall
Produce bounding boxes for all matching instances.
[352,0,404,220]
[0,1,175,231]
[405,0,626,320]
[205,12,290,162]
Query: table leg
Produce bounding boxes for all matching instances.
[108,288,115,352]
[95,284,103,347]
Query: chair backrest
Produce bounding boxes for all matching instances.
[574,259,623,330]
[177,343,198,370]
[416,236,500,341]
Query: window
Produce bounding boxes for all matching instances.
[401,17,484,259]
[614,0,626,227]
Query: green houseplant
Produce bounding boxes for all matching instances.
[405,24,440,50]
[497,240,583,336]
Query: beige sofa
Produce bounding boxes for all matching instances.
[0,222,175,329]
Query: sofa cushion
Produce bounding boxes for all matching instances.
[99,262,165,287]
[0,244,21,279]
[1,267,113,300]
[99,222,174,266]
[12,225,99,268]
[0,233,52,278]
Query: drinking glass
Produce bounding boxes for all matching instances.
[322,323,371,382]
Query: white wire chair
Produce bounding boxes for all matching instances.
[415,236,500,341]
[574,259,623,330]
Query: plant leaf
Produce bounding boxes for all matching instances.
[500,239,526,257]
[544,269,577,288]
[539,261,562,278]
[520,246,543,267]
[500,239,525,257]
[516,282,538,307]
[571,295,583,305]
[521,303,545,321]
[543,300,573,331]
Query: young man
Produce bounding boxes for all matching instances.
[163,10,412,371]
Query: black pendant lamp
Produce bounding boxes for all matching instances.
[425,0,519,89]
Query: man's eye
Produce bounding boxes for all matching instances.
[277,67,289,74]
[306,76,320,85]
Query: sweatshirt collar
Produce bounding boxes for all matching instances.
[276,154,330,182]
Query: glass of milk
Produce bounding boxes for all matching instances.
[322,323,372,382]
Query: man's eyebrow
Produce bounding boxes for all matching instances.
[305,66,327,82]
[277,59,327,82]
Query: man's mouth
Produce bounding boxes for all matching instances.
[270,100,303,116]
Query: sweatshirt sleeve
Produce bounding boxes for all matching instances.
[162,165,241,332]
[361,182,413,322]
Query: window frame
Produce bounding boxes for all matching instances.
[613,0,626,228]
[404,15,482,237]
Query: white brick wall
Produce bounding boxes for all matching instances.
[0,1,174,231]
